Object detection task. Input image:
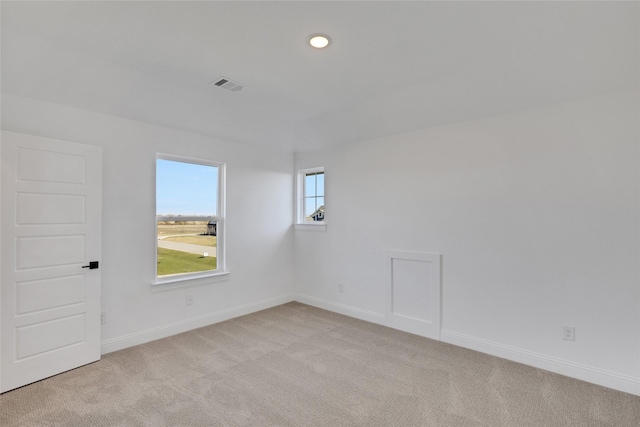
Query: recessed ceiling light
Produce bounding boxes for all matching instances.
[309,34,330,49]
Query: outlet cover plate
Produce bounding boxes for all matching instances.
[563,326,575,341]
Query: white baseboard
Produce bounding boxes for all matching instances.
[100,294,296,354]
[441,330,640,396]
[294,294,386,325]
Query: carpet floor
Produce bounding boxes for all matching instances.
[1,302,638,426]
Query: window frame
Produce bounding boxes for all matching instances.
[296,166,325,226]
[153,153,227,286]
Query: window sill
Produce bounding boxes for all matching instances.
[295,223,327,232]
[151,270,230,293]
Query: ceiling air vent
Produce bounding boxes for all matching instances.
[210,77,245,92]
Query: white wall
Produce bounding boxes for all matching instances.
[1,93,295,351]
[295,90,640,394]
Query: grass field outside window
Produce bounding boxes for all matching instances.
[156,221,217,276]
[157,248,217,276]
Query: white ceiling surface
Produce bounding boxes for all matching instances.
[2,1,638,153]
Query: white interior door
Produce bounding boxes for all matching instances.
[1,130,102,393]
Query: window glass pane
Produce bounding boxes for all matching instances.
[156,159,219,277]
[157,220,217,276]
[304,197,317,218]
[317,197,324,208]
[304,173,316,198]
[316,173,324,197]
[156,159,218,216]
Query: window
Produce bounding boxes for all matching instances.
[297,167,325,224]
[155,154,225,282]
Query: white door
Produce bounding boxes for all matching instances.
[1,130,102,393]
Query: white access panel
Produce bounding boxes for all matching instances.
[386,251,442,340]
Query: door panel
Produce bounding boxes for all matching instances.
[17,147,86,183]
[17,275,85,314]
[16,235,85,269]
[16,315,85,360]
[1,130,102,393]
[17,193,85,224]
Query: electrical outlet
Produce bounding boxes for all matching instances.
[186,295,194,306]
[563,326,575,341]
[101,312,107,324]
[338,283,344,293]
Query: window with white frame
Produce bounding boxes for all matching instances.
[297,167,325,223]
[155,154,225,281]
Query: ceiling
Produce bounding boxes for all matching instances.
[2,1,638,153]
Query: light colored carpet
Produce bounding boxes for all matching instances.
[1,302,638,426]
